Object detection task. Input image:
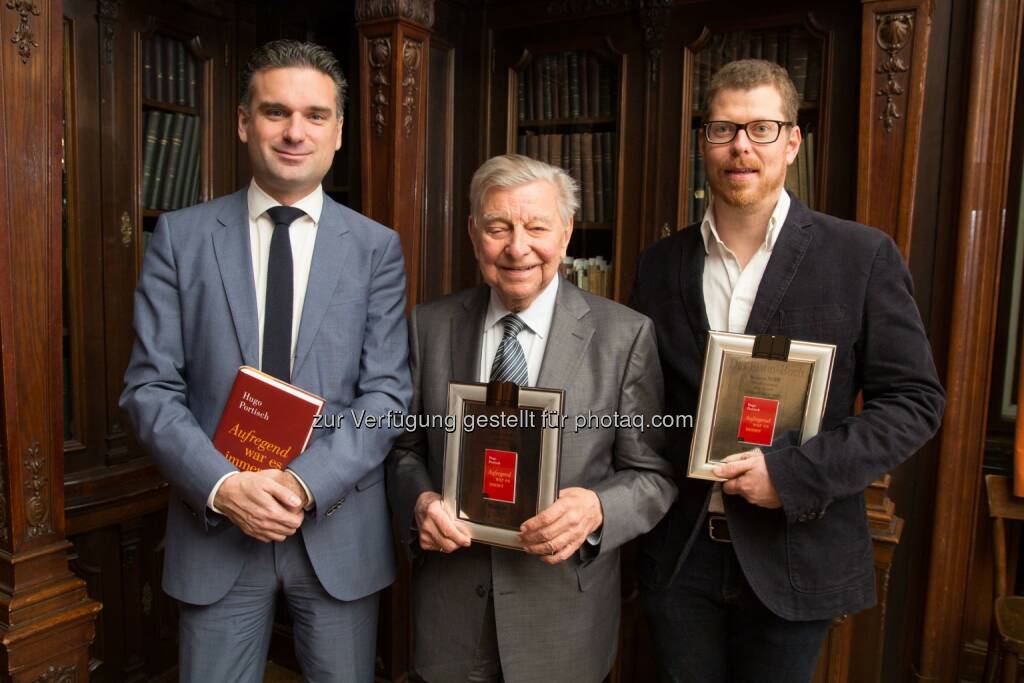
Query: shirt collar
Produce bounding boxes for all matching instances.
[700,189,790,255]
[247,179,324,226]
[484,275,560,340]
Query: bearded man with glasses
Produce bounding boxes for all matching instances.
[630,59,945,682]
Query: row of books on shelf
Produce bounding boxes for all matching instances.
[783,129,816,209]
[560,256,612,298]
[517,51,617,122]
[684,129,817,225]
[692,28,821,108]
[516,131,616,225]
[142,34,200,108]
[141,110,202,212]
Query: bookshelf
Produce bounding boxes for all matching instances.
[682,25,827,226]
[511,48,619,298]
[138,32,206,253]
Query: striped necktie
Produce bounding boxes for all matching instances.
[489,314,529,387]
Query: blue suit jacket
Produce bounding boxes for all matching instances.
[120,188,411,605]
[630,194,945,620]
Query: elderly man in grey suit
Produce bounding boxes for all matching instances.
[120,40,410,682]
[388,154,677,683]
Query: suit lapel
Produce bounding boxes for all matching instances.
[292,197,350,378]
[678,227,711,344]
[450,286,488,383]
[537,281,593,390]
[212,190,259,367]
[744,194,814,335]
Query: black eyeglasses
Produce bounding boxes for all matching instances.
[702,120,795,145]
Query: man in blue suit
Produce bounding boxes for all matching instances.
[120,40,410,682]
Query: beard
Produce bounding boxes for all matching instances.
[708,162,785,212]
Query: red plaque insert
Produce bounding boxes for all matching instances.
[482,448,518,504]
[737,396,780,447]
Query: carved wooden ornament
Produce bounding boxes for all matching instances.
[875,12,913,134]
[369,38,391,136]
[6,0,41,64]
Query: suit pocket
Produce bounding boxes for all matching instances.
[785,500,872,593]
[356,468,385,491]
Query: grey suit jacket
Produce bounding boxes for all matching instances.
[120,188,411,605]
[388,280,677,683]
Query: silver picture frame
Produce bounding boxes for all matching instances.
[688,332,836,481]
[441,381,564,549]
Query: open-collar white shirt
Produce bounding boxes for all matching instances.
[700,189,790,513]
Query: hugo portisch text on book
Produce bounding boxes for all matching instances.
[211,366,325,471]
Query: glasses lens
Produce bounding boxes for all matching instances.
[706,122,736,143]
[747,121,781,143]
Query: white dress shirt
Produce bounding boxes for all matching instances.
[702,189,790,513]
[208,180,323,513]
[477,275,559,386]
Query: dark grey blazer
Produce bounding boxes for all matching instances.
[630,193,945,620]
[388,280,677,683]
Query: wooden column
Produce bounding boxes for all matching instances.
[356,0,435,310]
[857,0,932,259]
[917,0,1024,679]
[0,1,102,681]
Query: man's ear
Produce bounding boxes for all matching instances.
[238,105,250,144]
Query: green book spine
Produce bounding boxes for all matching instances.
[159,113,186,210]
[568,52,580,118]
[163,36,176,104]
[147,112,174,210]
[171,115,198,209]
[175,40,187,105]
[153,34,165,102]
[140,111,161,209]
[579,53,589,119]
[186,115,202,206]
[143,37,155,100]
[188,53,198,108]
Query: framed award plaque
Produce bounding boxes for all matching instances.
[441,381,564,549]
[688,332,836,481]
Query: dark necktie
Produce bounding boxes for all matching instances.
[489,314,529,386]
[262,205,306,383]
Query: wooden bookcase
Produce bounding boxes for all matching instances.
[61,1,235,679]
[511,47,620,297]
[137,31,210,254]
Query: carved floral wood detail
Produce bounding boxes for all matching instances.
[369,38,391,136]
[402,40,422,138]
[875,12,913,133]
[5,0,41,64]
[98,0,122,65]
[638,0,672,86]
[31,664,77,683]
[354,0,435,28]
[24,441,51,537]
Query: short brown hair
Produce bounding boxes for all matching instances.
[702,59,799,123]
[239,39,347,117]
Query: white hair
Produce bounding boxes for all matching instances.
[469,154,580,226]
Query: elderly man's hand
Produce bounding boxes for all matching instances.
[518,487,603,564]
[414,491,472,553]
[213,471,305,542]
[712,449,782,509]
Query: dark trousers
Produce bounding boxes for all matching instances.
[641,529,832,683]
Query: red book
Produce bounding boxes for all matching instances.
[737,396,780,447]
[212,366,325,472]
[482,448,518,504]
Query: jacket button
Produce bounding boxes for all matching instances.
[475,585,487,597]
